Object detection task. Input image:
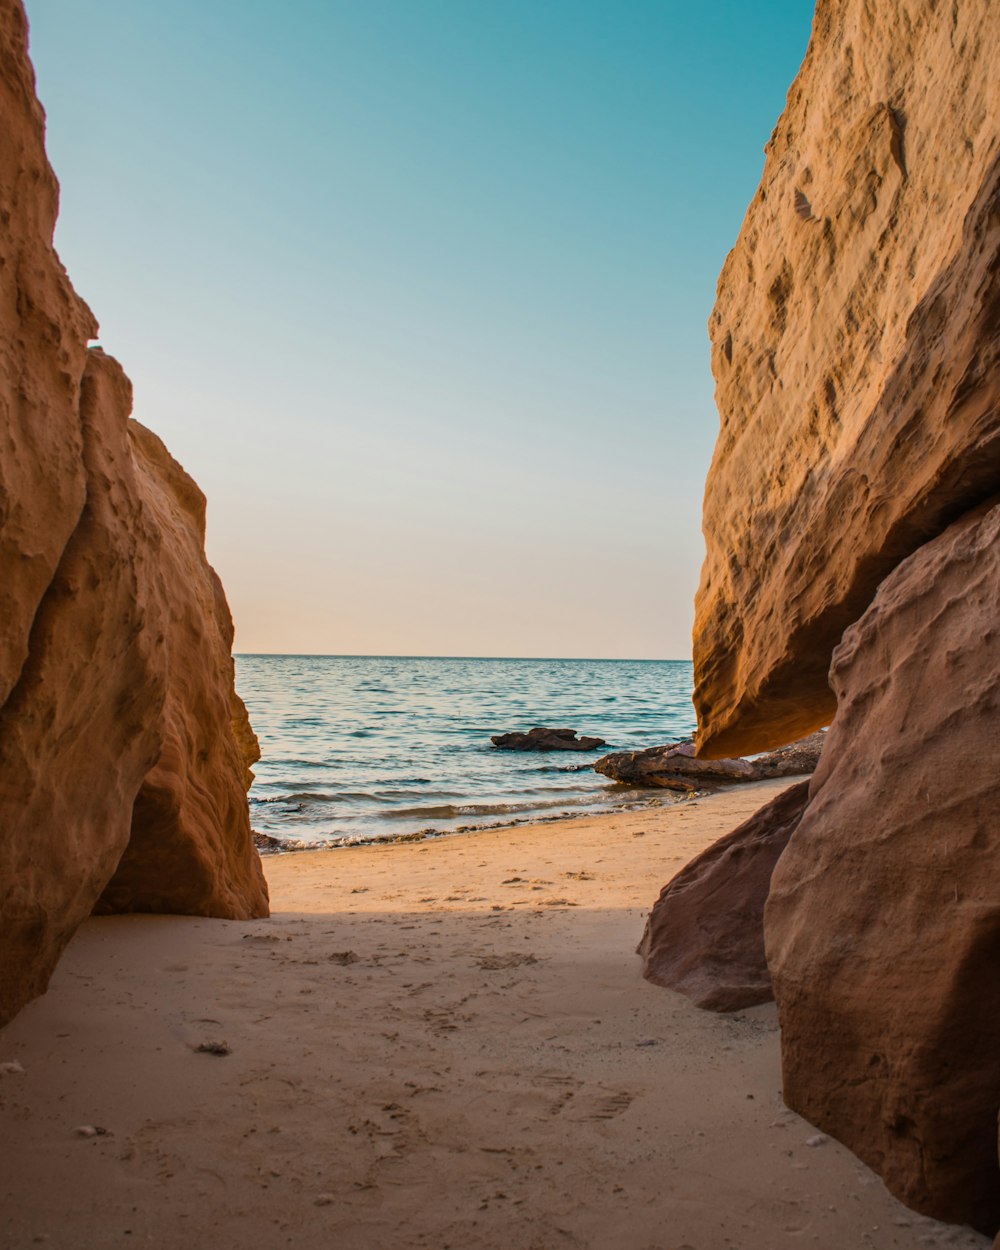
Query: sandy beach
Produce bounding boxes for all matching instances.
[0,781,988,1250]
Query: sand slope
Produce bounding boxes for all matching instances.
[0,781,988,1249]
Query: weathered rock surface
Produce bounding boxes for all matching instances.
[639,781,810,1011]
[0,1,267,1027]
[491,727,606,752]
[694,0,1000,757]
[0,1,95,711]
[684,0,1000,1230]
[596,733,824,791]
[765,501,1000,1233]
[93,422,268,918]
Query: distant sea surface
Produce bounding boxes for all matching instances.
[235,656,696,848]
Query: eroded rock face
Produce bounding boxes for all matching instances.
[93,423,267,919]
[687,0,1000,1228]
[595,733,824,791]
[0,2,267,1027]
[694,0,1000,757]
[0,0,97,706]
[765,502,1000,1233]
[638,781,809,1011]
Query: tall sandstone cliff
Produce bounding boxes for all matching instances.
[0,0,268,1028]
[689,0,999,1233]
[695,0,1000,759]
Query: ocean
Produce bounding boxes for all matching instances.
[236,655,696,848]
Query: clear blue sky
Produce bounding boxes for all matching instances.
[24,0,814,658]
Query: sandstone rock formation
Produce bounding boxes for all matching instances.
[638,781,809,1011]
[693,0,1000,758]
[0,0,267,1028]
[682,0,1000,1233]
[92,421,268,919]
[765,502,1000,1234]
[595,733,824,791]
[491,727,606,752]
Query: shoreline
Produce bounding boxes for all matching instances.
[253,785,693,853]
[1,778,987,1249]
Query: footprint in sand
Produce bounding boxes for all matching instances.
[475,953,538,971]
[575,1090,635,1122]
[328,951,360,966]
[532,1074,634,1123]
[531,1072,581,1117]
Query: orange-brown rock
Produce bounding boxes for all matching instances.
[93,422,267,919]
[0,0,266,1027]
[765,501,1000,1234]
[0,0,96,705]
[694,0,1000,757]
[638,781,809,1011]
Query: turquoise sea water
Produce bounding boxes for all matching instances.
[235,655,696,848]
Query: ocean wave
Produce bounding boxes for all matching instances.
[263,758,334,771]
[531,763,598,774]
[384,792,608,821]
[260,789,685,851]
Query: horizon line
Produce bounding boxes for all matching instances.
[233,652,693,663]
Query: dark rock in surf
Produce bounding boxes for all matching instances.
[252,830,285,855]
[490,727,606,752]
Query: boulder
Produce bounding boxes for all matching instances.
[693,0,1000,757]
[491,727,606,752]
[765,501,1000,1234]
[639,781,810,1011]
[596,733,825,791]
[92,422,268,919]
[0,1,267,1027]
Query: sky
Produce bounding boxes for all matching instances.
[24,0,815,659]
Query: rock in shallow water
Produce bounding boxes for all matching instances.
[490,727,606,752]
[638,781,810,1011]
[594,734,825,791]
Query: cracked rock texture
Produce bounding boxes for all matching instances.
[0,0,267,1028]
[694,0,1000,758]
